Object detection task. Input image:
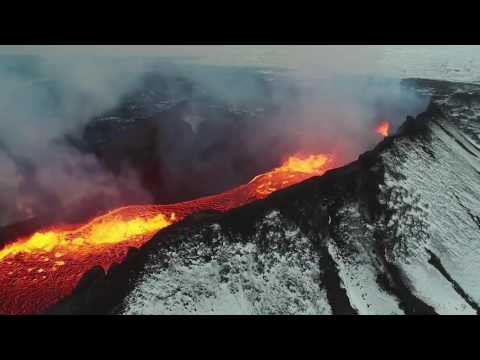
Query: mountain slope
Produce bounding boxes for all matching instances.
[45,78,480,315]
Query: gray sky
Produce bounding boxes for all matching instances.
[1,45,479,81]
[0,45,382,75]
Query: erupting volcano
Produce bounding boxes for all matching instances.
[0,153,337,315]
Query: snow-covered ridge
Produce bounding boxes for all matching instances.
[378,83,480,314]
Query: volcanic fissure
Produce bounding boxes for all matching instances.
[0,152,345,314]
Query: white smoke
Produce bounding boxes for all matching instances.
[0,55,155,226]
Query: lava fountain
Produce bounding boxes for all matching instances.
[375,121,390,137]
[0,153,337,315]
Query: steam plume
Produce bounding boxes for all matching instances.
[0,47,428,226]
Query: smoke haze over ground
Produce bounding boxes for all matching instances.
[0,46,429,226]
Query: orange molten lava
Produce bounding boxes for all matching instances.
[375,121,390,137]
[0,153,337,315]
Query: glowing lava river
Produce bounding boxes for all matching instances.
[0,153,338,315]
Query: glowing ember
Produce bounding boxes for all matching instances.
[0,153,336,315]
[375,121,390,137]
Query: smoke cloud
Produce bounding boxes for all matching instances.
[0,55,156,226]
[0,46,429,227]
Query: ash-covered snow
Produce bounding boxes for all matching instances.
[327,205,404,315]
[379,92,480,314]
[122,211,331,315]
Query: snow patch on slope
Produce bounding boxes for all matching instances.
[122,211,331,315]
[328,205,403,315]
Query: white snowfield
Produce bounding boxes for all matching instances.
[378,46,480,84]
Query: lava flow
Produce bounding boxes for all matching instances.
[375,121,390,137]
[0,153,337,315]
